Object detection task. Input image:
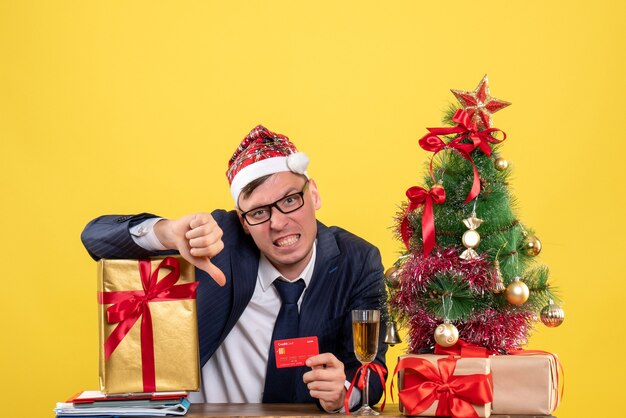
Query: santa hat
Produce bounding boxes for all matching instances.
[226,125,310,203]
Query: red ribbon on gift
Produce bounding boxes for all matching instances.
[344,362,387,415]
[98,257,200,392]
[400,185,446,256]
[434,340,496,358]
[419,109,507,203]
[392,356,493,418]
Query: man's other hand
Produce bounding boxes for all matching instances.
[303,353,347,412]
[154,213,226,286]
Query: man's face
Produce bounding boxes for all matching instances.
[237,172,321,279]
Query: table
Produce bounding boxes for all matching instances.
[185,403,555,417]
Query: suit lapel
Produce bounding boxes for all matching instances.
[217,237,259,346]
[299,222,341,337]
[196,248,233,366]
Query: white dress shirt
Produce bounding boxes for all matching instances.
[194,250,316,402]
[130,219,359,410]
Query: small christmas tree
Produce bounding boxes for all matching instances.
[387,75,564,354]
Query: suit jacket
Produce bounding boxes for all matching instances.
[81,210,388,405]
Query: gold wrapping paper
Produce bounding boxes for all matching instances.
[397,354,491,417]
[98,256,200,393]
[490,353,560,415]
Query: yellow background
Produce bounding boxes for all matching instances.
[1,1,624,417]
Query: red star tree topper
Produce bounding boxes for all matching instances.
[451,74,511,129]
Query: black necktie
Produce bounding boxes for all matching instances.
[262,278,306,403]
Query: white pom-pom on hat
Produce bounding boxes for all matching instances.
[286,152,309,174]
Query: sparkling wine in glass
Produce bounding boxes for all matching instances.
[351,309,380,416]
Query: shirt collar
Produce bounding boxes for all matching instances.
[259,240,317,292]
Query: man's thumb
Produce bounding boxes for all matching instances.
[195,257,227,287]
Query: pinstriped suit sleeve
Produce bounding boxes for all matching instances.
[81,213,177,260]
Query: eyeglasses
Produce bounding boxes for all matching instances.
[240,181,309,226]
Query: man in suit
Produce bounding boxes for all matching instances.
[82,125,387,412]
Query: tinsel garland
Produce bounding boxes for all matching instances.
[392,247,495,302]
[404,305,534,354]
[389,246,535,353]
[460,309,535,352]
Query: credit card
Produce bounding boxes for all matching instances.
[274,336,319,368]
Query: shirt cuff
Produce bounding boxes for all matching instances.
[323,380,361,413]
[129,218,167,251]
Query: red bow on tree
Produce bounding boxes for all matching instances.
[419,109,507,203]
[400,184,446,257]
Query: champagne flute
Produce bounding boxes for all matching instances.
[351,309,380,416]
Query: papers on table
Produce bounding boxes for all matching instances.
[54,390,190,417]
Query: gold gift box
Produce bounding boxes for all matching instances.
[98,256,200,394]
[397,354,492,417]
[490,353,560,415]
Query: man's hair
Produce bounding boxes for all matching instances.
[240,175,273,200]
[239,173,309,201]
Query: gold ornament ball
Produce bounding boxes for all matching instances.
[494,157,509,171]
[540,303,565,327]
[385,266,402,287]
[505,278,530,305]
[524,235,542,256]
[433,322,459,347]
[462,229,481,249]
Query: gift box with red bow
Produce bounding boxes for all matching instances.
[395,354,493,418]
[97,256,200,393]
